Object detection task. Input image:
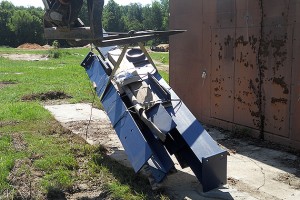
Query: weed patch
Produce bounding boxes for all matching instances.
[11,133,27,152]
[8,158,44,199]
[0,134,26,194]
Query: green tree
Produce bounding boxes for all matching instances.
[0,0,171,47]
[151,1,163,30]
[142,1,165,31]
[102,0,122,32]
[0,1,16,46]
[160,0,169,30]
[122,3,143,31]
[8,9,44,45]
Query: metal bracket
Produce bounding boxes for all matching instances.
[138,42,158,72]
[44,29,185,47]
[99,44,129,100]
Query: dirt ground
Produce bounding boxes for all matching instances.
[17,43,51,50]
[43,103,300,200]
[0,43,52,61]
[0,53,49,61]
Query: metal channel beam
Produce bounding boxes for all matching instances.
[82,53,174,179]
[82,45,228,192]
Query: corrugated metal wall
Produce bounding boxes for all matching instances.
[169,0,300,149]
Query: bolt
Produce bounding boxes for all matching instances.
[202,71,207,79]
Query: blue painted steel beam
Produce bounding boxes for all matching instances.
[82,54,174,180]
[82,49,228,192]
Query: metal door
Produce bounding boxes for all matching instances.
[210,0,236,122]
[261,0,292,137]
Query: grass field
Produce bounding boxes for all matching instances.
[149,52,169,65]
[0,47,170,199]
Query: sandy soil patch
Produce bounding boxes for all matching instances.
[0,53,49,61]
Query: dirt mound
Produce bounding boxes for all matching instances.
[17,43,45,50]
[22,91,72,101]
[151,44,169,52]
[42,44,53,49]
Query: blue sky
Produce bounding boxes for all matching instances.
[1,0,154,8]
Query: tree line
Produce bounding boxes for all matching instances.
[0,0,169,47]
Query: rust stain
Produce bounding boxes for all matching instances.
[249,35,258,52]
[250,110,260,118]
[224,35,233,46]
[272,77,289,94]
[218,52,222,60]
[271,97,288,104]
[235,35,248,47]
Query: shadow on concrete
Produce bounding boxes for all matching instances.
[162,168,234,200]
[91,149,234,200]
[209,128,300,178]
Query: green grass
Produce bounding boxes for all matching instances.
[149,52,169,65]
[0,47,170,199]
[0,135,26,193]
[0,49,95,104]
[159,70,169,83]
[0,102,51,121]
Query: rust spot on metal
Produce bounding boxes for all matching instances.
[249,35,258,52]
[250,110,260,118]
[224,35,233,46]
[239,52,243,63]
[218,52,222,60]
[271,97,288,104]
[273,77,289,94]
[237,96,242,102]
[235,35,248,47]
[243,91,250,96]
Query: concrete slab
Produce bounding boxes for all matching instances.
[45,103,300,200]
[45,104,108,123]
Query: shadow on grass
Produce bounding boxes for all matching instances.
[87,147,234,200]
[91,149,168,200]
[47,187,66,200]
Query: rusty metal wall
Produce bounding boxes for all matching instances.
[290,1,300,144]
[170,0,300,149]
[169,0,205,121]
